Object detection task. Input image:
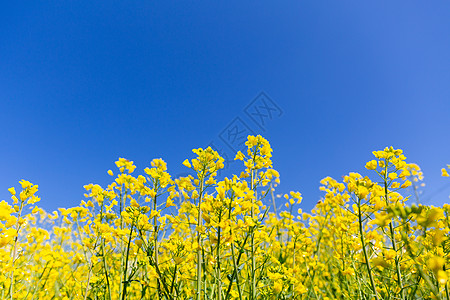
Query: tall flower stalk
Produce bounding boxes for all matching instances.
[2,139,449,300]
[182,147,224,300]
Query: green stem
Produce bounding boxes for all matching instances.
[153,192,161,299]
[101,241,112,300]
[196,174,205,300]
[383,162,405,299]
[9,199,25,300]
[357,197,380,300]
[216,215,222,300]
[225,195,244,300]
[121,223,135,300]
[76,219,94,300]
[292,237,296,297]
[98,205,112,300]
[250,169,256,300]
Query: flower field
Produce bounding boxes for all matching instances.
[1,135,450,299]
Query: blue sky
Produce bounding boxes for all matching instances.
[1,1,449,212]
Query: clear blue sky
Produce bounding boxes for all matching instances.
[1,1,449,212]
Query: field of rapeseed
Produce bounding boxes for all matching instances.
[1,135,450,300]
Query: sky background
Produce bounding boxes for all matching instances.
[1,1,450,213]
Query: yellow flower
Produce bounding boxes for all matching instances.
[148,189,157,198]
[8,187,16,195]
[19,180,32,189]
[401,180,411,188]
[273,280,283,293]
[135,239,143,248]
[388,173,398,180]
[234,151,245,161]
[342,268,355,276]
[437,270,448,284]
[0,201,13,221]
[442,168,449,177]
[182,159,191,168]
[372,257,389,269]
[166,198,175,208]
[151,158,168,171]
[149,209,159,219]
[428,256,445,273]
[294,283,308,294]
[365,160,377,170]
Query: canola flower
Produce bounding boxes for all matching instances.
[1,136,450,299]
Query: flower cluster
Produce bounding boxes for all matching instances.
[0,138,449,300]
